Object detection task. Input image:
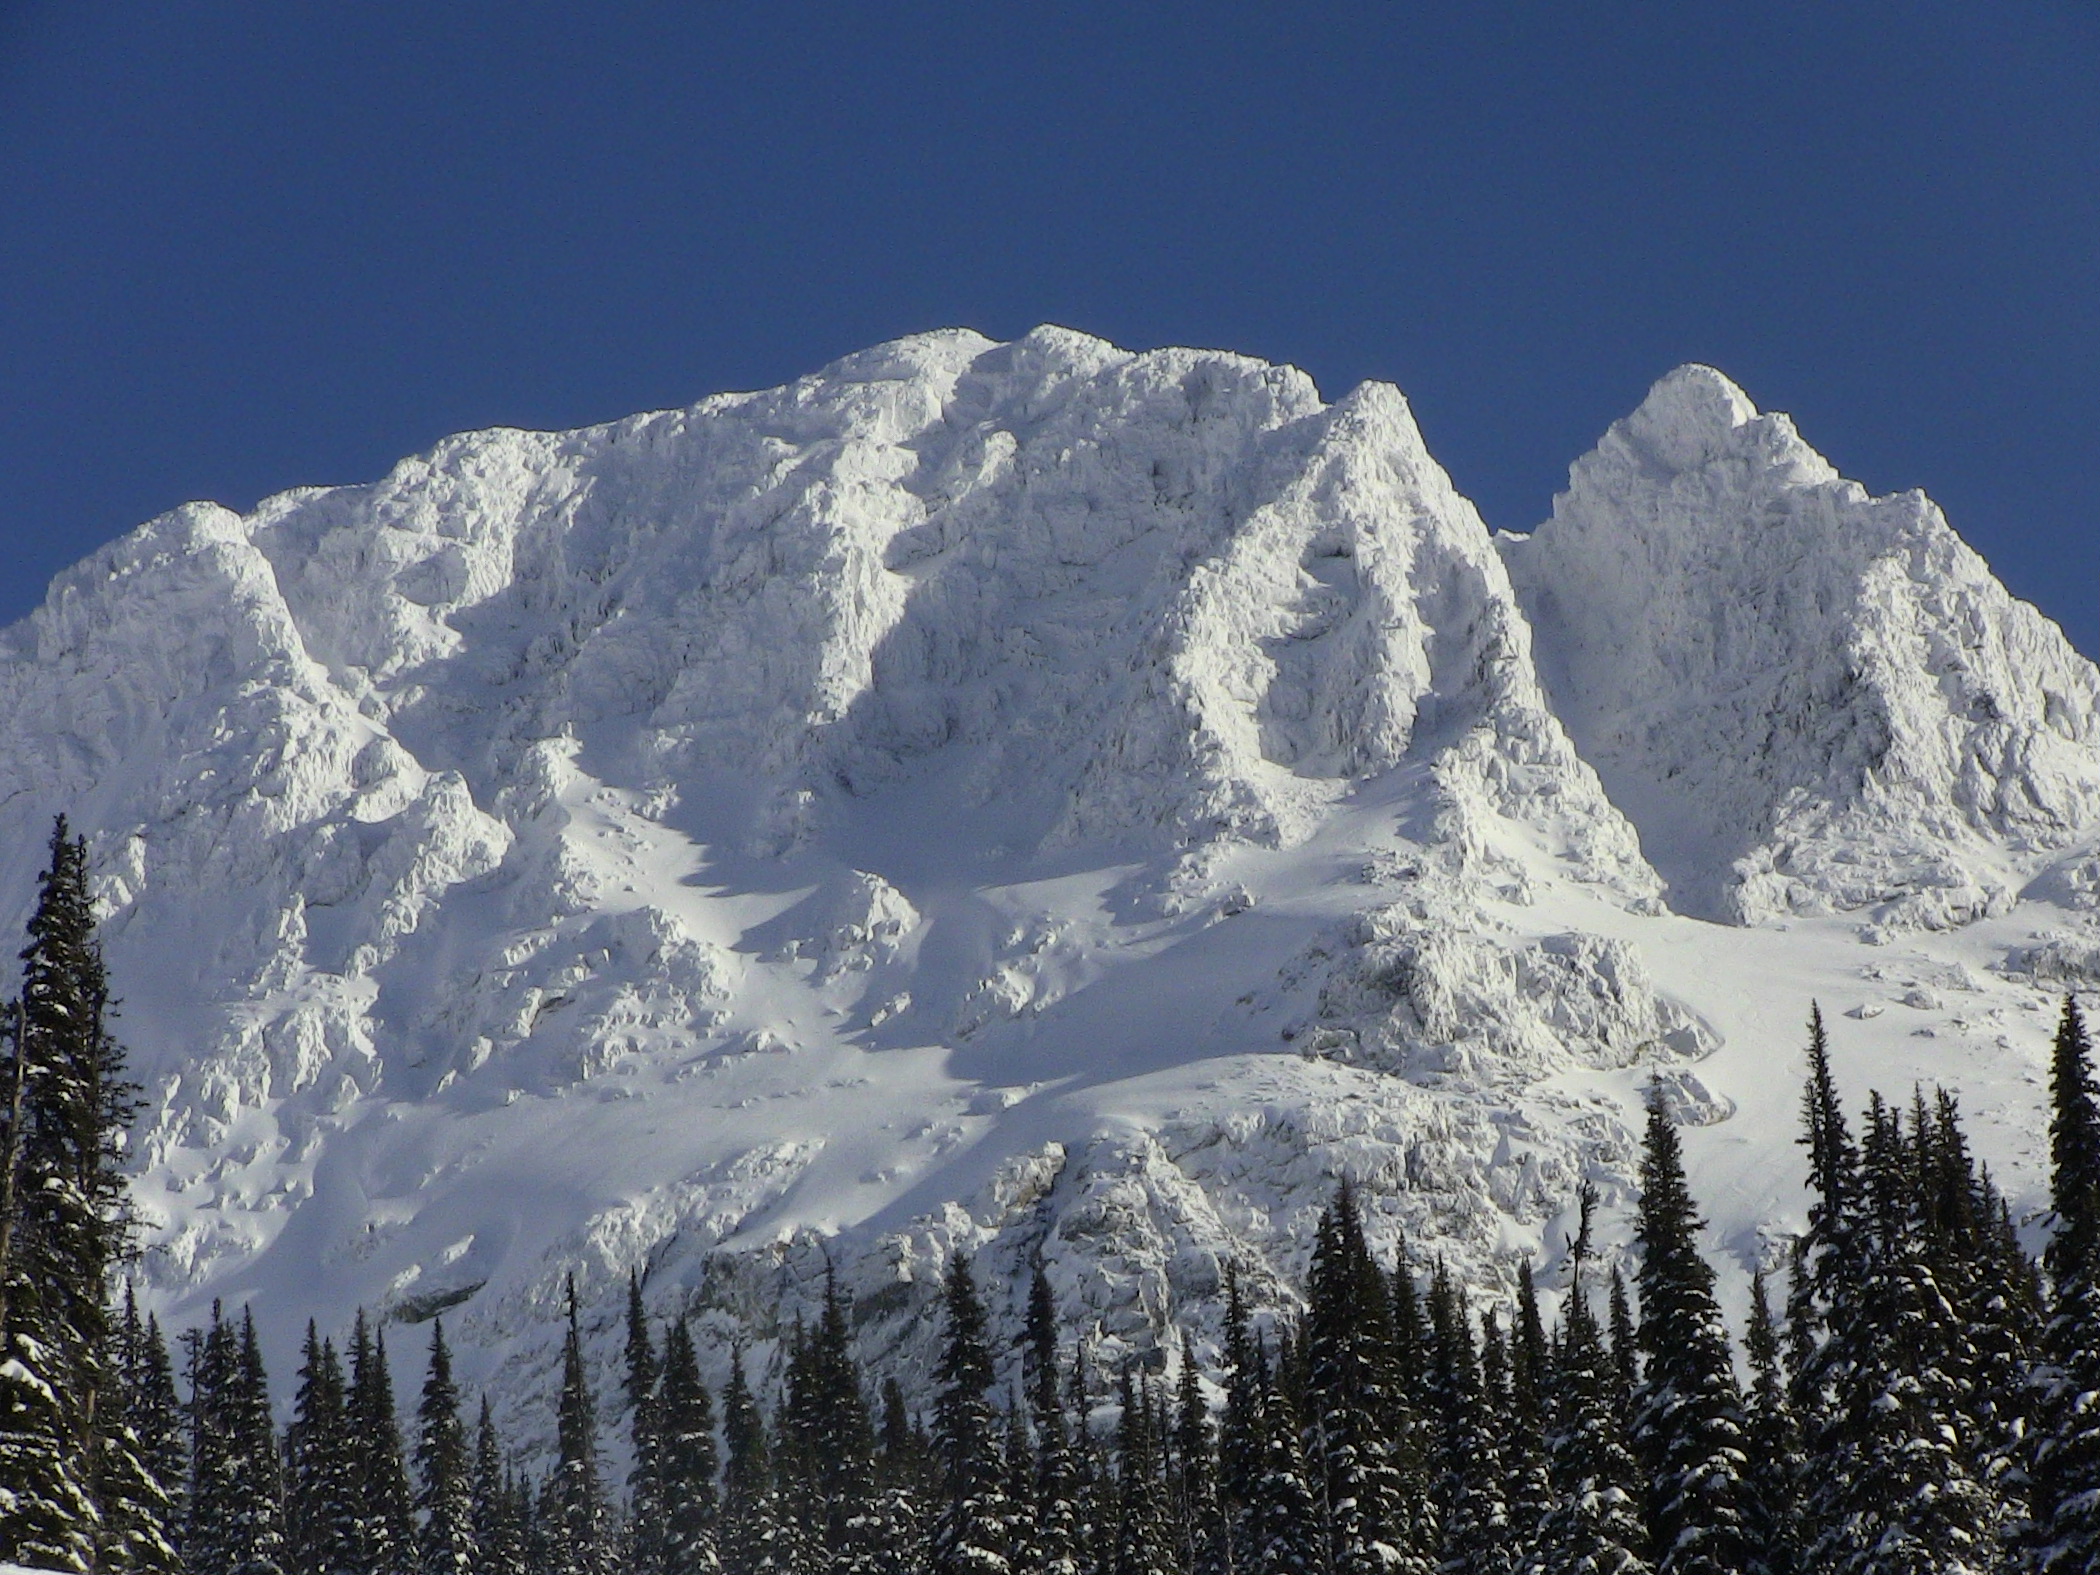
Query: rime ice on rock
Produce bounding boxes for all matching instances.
[0,332,2093,1441]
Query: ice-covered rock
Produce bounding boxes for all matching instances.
[0,329,2089,1442]
[1505,365,2100,929]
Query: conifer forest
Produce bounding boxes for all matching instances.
[9,818,2100,1575]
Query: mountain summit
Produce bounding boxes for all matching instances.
[3,328,2093,1408]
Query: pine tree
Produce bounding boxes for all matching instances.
[1430,1271,1509,1575]
[869,1379,931,1575]
[1107,1370,1171,1575]
[547,1282,606,1575]
[0,821,144,1571]
[788,1266,877,1571]
[1302,1183,1429,1575]
[655,1318,721,1575]
[2024,995,2100,1573]
[718,1344,779,1575]
[414,1320,474,1575]
[286,1324,357,1575]
[930,1253,1010,1575]
[1606,1269,1637,1416]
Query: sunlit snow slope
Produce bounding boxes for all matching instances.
[4,327,2096,1426]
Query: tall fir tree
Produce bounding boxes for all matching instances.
[1241,1341,1321,1575]
[654,1318,720,1575]
[1740,1272,1800,1575]
[228,1309,287,1575]
[718,1344,782,1575]
[350,1314,415,1575]
[1170,1335,1225,1575]
[547,1281,606,1575]
[1504,1261,1554,1562]
[1108,1370,1171,1575]
[1530,1189,1648,1575]
[413,1320,474,1575]
[1302,1183,1430,1575]
[286,1324,356,1575]
[1023,1262,1080,1575]
[0,821,145,1571]
[1629,1088,1753,1575]
[101,1285,183,1575]
[2024,995,2100,1573]
[930,1254,1010,1575]
[621,1274,663,1575]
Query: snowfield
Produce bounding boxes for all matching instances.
[4,327,2095,1443]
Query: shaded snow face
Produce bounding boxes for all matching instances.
[0,329,2094,1435]
[1503,364,2100,930]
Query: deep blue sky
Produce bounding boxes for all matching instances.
[4,3,2097,651]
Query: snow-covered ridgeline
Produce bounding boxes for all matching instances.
[0,327,2091,1434]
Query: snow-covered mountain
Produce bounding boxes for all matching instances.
[6,327,2096,1430]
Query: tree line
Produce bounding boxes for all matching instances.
[4,817,2100,1574]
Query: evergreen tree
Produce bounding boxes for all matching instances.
[1504,1261,1554,1562]
[1240,1342,1320,1575]
[1023,1263,1080,1575]
[1807,1095,1997,1575]
[1605,1269,1637,1417]
[414,1320,474,1575]
[227,1309,287,1575]
[655,1318,721,1575]
[1217,1267,1264,1575]
[718,1345,781,1575]
[547,1282,606,1575]
[472,1398,527,1575]
[1302,1183,1429,1575]
[1429,1273,1508,1575]
[0,821,144,1571]
[2024,995,2100,1573]
[286,1325,356,1575]
[1169,1337,1224,1575]
[1530,1189,1648,1575]
[1108,1370,1171,1575]
[1739,1273,1799,1575]
[622,1274,663,1575]
[788,1266,876,1572]
[869,1379,932,1575]
[930,1254,1010,1575]
[350,1314,415,1575]
[101,1284,183,1575]
[1629,1089,1753,1575]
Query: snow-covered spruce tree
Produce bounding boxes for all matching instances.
[1528,1189,1649,1575]
[0,819,147,1571]
[350,1314,415,1575]
[1023,1263,1080,1575]
[869,1379,931,1575]
[100,1286,182,1575]
[2022,995,2100,1574]
[1782,1004,1864,1558]
[1629,1087,1753,1575]
[787,1266,878,1573]
[547,1283,607,1575]
[1806,1095,1997,1575]
[1739,1273,1799,1575]
[1428,1268,1510,1575]
[227,1309,287,1575]
[1218,1266,1262,1575]
[1241,1341,1321,1575]
[622,1274,664,1575]
[1170,1335,1225,1575]
[473,1398,530,1575]
[1503,1261,1554,1562]
[930,1254,1010,1575]
[655,1318,721,1575]
[1109,1370,1172,1575]
[1606,1269,1637,1417]
[718,1344,789,1575]
[1302,1182,1431,1575]
[414,1319,474,1575]
[285,1325,357,1575]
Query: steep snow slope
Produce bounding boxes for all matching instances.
[0,330,2093,1433]
[1503,365,2100,930]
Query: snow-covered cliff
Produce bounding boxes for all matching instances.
[3,329,2093,1428]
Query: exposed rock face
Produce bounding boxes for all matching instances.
[1,330,2093,1426]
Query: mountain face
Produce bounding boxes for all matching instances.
[6,327,2097,1417]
